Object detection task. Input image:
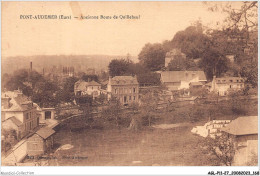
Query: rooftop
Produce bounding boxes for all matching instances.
[221,116,258,136]
[109,76,138,85]
[161,71,207,83]
[2,92,36,112]
[3,116,23,126]
[36,127,55,139]
[75,80,101,90]
[215,77,244,84]
[165,48,186,57]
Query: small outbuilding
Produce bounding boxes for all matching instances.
[27,127,55,156]
[221,116,258,165]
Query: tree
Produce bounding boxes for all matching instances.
[205,134,235,166]
[56,77,79,103]
[32,80,59,107]
[101,97,122,127]
[138,43,166,71]
[240,60,257,88]
[206,2,258,36]
[168,57,198,71]
[81,74,98,82]
[140,89,159,126]
[199,46,230,80]
[108,59,133,77]
[170,23,208,59]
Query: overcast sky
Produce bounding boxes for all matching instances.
[2,1,229,57]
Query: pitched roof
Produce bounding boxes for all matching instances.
[221,116,258,135]
[3,116,23,127]
[75,80,101,90]
[110,76,138,85]
[2,93,36,112]
[215,77,245,84]
[161,71,207,83]
[88,80,101,86]
[190,82,203,86]
[165,48,186,57]
[36,127,55,139]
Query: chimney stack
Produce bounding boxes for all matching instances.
[30,62,32,72]
[2,97,11,109]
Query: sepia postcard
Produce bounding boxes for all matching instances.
[1,1,259,175]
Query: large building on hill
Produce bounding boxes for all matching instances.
[160,71,207,91]
[1,90,40,140]
[107,76,139,105]
[165,48,186,67]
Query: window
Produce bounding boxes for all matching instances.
[133,96,136,101]
[115,88,117,94]
[230,85,232,88]
[217,80,221,83]
[230,80,233,83]
[129,96,131,101]
[25,113,29,120]
[237,80,239,82]
[133,88,136,93]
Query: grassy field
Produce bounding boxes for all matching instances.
[45,96,257,166]
[48,121,218,166]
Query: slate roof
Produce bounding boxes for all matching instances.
[2,93,36,112]
[215,77,245,84]
[3,116,23,127]
[36,127,55,139]
[165,48,186,57]
[161,71,207,83]
[110,76,138,86]
[190,82,203,86]
[75,80,101,90]
[221,116,258,135]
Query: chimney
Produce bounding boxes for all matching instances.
[212,75,216,91]
[2,97,11,109]
[30,62,32,72]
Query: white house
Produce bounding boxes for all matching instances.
[1,91,39,140]
[74,80,102,98]
[107,76,139,105]
[209,76,245,96]
[160,71,207,91]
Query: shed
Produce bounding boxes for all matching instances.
[27,127,55,156]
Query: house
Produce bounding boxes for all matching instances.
[210,76,245,96]
[160,71,207,91]
[1,91,40,140]
[107,76,139,105]
[165,48,186,67]
[74,80,102,98]
[27,126,55,156]
[221,116,258,165]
